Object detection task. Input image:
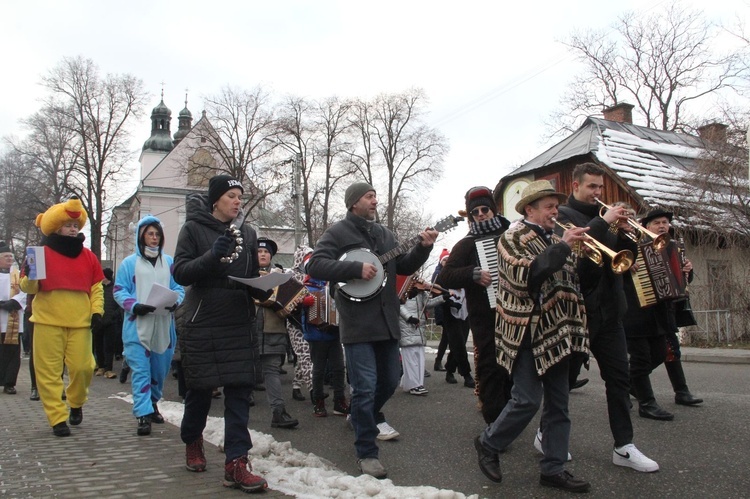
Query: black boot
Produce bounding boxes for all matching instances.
[292,388,305,401]
[632,375,674,421]
[151,401,165,424]
[271,407,299,428]
[434,359,446,371]
[119,365,130,384]
[665,361,703,405]
[137,416,152,436]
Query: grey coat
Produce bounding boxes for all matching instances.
[398,292,444,347]
[306,211,433,344]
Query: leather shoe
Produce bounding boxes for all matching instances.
[292,388,306,401]
[69,407,83,426]
[474,436,502,483]
[446,372,457,384]
[3,386,17,395]
[434,360,446,371]
[638,402,674,421]
[30,388,40,401]
[540,470,591,493]
[675,391,703,406]
[570,378,589,391]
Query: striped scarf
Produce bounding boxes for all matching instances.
[495,221,588,376]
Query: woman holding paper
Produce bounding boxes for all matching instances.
[114,215,184,436]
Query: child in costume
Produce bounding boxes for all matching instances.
[20,197,104,437]
[114,216,183,436]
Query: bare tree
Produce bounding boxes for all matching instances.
[548,3,746,137]
[201,85,283,218]
[348,88,449,230]
[41,56,147,258]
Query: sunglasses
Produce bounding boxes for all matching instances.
[471,206,491,216]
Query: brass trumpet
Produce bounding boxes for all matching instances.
[595,199,670,251]
[551,217,634,274]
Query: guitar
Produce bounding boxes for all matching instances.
[337,215,463,302]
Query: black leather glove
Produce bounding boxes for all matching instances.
[164,303,178,313]
[211,235,234,260]
[132,304,156,316]
[90,313,103,329]
[406,316,420,326]
[443,293,452,301]
[0,300,21,312]
[449,301,462,310]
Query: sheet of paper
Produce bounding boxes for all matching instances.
[229,272,292,291]
[26,246,46,280]
[144,282,179,315]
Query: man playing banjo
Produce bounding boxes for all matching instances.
[306,182,438,479]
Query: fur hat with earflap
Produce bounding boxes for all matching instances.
[462,186,495,222]
[35,196,88,236]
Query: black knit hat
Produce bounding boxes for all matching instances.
[257,237,278,256]
[0,241,10,254]
[208,175,244,208]
[345,182,376,210]
[465,186,495,221]
[103,268,114,281]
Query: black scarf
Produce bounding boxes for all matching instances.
[44,233,85,258]
[565,194,599,219]
[469,215,510,237]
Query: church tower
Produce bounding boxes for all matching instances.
[173,93,193,146]
[139,90,174,180]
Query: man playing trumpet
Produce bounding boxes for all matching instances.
[556,162,659,473]
[473,180,591,492]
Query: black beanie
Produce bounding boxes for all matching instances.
[103,268,114,280]
[208,175,244,208]
[345,182,375,210]
[257,237,278,256]
[465,186,495,221]
[0,241,10,254]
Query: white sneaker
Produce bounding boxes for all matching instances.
[534,429,572,461]
[613,443,659,472]
[409,386,428,396]
[376,422,400,441]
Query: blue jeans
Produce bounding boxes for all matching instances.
[344,339,400,459]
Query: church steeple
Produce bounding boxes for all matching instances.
[173,91,193,146]
[142,88,174,153]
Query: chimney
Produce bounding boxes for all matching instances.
[697,122,728,143]
[602,103,634,124]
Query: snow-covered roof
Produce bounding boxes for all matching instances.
[505,117,747,232]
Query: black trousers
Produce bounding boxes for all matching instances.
[626,335,667,379]
[92,324,117,371]
[473,322,511,424]
[0,334,21,387]
[588,315,633,448]
[443,312,471,377]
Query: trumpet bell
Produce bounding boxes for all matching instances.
[610,250,634,274]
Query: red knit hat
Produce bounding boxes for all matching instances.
[439,248,450,262]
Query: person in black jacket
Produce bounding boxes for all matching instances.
[92,268,121,379]
[173,175,269,493]
[436,186,511,424]
[306,182,437,479]
[556,162,659,473]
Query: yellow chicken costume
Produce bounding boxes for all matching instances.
[20,197,104,435]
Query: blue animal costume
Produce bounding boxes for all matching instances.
[114,216,184,434]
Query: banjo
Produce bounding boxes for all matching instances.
[337,215,463,301]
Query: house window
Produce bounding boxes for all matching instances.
[537,173,560,191]
[707,260,731,310]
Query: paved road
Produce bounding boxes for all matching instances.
[2,345,748,497]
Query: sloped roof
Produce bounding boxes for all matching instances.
[505,117,721,227]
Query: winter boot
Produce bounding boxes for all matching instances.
[434,359,446,371]
[271,407,299,428]
[464,374,476,388]
[313,398,327,417]
[151,401,165,424]
[665,360,703,405]
[292,388,305,401]
[52,422,71,437]
[333,397,350,416]
[185,437,207,472]
[223,455,268,492]
[69,407,83,426]
[137,416,152,436]
[632,375,674,421]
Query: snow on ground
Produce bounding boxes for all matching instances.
[110,392,476,499]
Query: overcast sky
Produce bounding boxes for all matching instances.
[2,0,746,250]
